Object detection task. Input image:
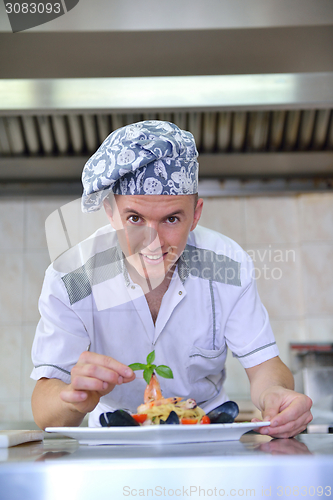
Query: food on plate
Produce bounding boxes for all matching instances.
[206,401,239,424]
[99,351,239,427]
[99,409,140,427]
[134,373,206,425]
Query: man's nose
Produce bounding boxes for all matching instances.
[144,224,163,251]
[125,224,160,252]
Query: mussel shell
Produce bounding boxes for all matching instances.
[160,411,179,425]
[207,401,239,424]
[210,412,234,424]
[99,409,140,427]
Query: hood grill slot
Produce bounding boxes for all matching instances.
[0,109,332,158]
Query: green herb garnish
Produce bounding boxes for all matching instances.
[129,350,173,384]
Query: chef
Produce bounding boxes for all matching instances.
[31,120,312,436]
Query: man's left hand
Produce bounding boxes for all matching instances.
[253,386,313,438]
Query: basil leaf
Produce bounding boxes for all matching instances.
[128,363,146,371]
[146,350,155,365]
[143,366,155,385]
[155,365,174,379]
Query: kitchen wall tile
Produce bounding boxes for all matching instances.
[200,197,245,246]
[298,193,333,242]
[0,253,23,323]
[245,196,299,246]
[0,200,24,251]
[21,399,34,422]
[224,351,251,400]
[23,251,51,323]
[301,243,333,315]
[22,323,38,400]
[303,316,333,341]
[270,318,306,369]
[0,325,21,400]
[246,244,302,319]
[59,197,110,249]
[0,401,20,422]
[25,196,74,250]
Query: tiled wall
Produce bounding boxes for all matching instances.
[0,193,332,422]
[200,194,333,399]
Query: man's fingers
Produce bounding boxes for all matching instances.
[269,395,312,428]
[63,351,136,413]
[261,390,286,421]
[78,351,134,379]
[257,389,313,438]
[60,389,88,404]
[71,373,120,392]
[260,410,313,438]
[262,402,279,422]
[72,363,125,387]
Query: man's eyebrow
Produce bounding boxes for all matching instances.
[122,208,142,215]
[122,208,186,218]
[165,209,186,217]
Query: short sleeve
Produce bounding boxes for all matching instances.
[223,253,279,369]
[31,265,91,384]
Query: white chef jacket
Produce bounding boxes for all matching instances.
[31,224,279,427]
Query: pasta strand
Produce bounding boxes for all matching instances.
[138,402,206,424]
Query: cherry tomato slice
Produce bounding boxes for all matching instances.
[200,415,211,424]
[132,414,147,424]
[181,418,198,425]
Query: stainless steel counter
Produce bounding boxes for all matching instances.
[1,434,333,500]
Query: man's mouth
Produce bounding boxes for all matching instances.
[143,254,162,260]
[140,252,166,265]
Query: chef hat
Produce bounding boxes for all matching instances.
[81,120,199,212]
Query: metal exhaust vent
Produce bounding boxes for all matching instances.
[0,73,332,194]
[0,108,332,158]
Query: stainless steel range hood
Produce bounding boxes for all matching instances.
[0,73,332,195]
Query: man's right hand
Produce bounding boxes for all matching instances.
[59,351,136,414]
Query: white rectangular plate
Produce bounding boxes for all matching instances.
[45,422,270,446]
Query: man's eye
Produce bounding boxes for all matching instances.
[167,216,178,223]
[129,215,141,223]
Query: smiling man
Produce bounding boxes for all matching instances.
[103,193,202,312]
[31,120,312,436]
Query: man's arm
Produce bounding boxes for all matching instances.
[31,351,135,430]
[245,356,313,438]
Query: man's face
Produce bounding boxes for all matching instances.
[104,194,203,287]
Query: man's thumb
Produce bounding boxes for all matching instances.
[262,395,280,422]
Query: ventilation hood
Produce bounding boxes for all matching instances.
[0,72,332,196]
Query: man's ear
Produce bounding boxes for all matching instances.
[190,198,204,231]
[103,198,114,224]
[104,194,122,229]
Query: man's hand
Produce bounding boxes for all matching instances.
[60,351,136,414]
[246,357,313,438]
[252,385,313,438]
[32,352,136,429]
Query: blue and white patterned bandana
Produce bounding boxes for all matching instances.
[81,120,199,212]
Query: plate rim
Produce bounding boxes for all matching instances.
[45,421,270,434]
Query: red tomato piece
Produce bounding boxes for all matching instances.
[181,418,198,425]
[200,415,211,424]
[132,414,147,424]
